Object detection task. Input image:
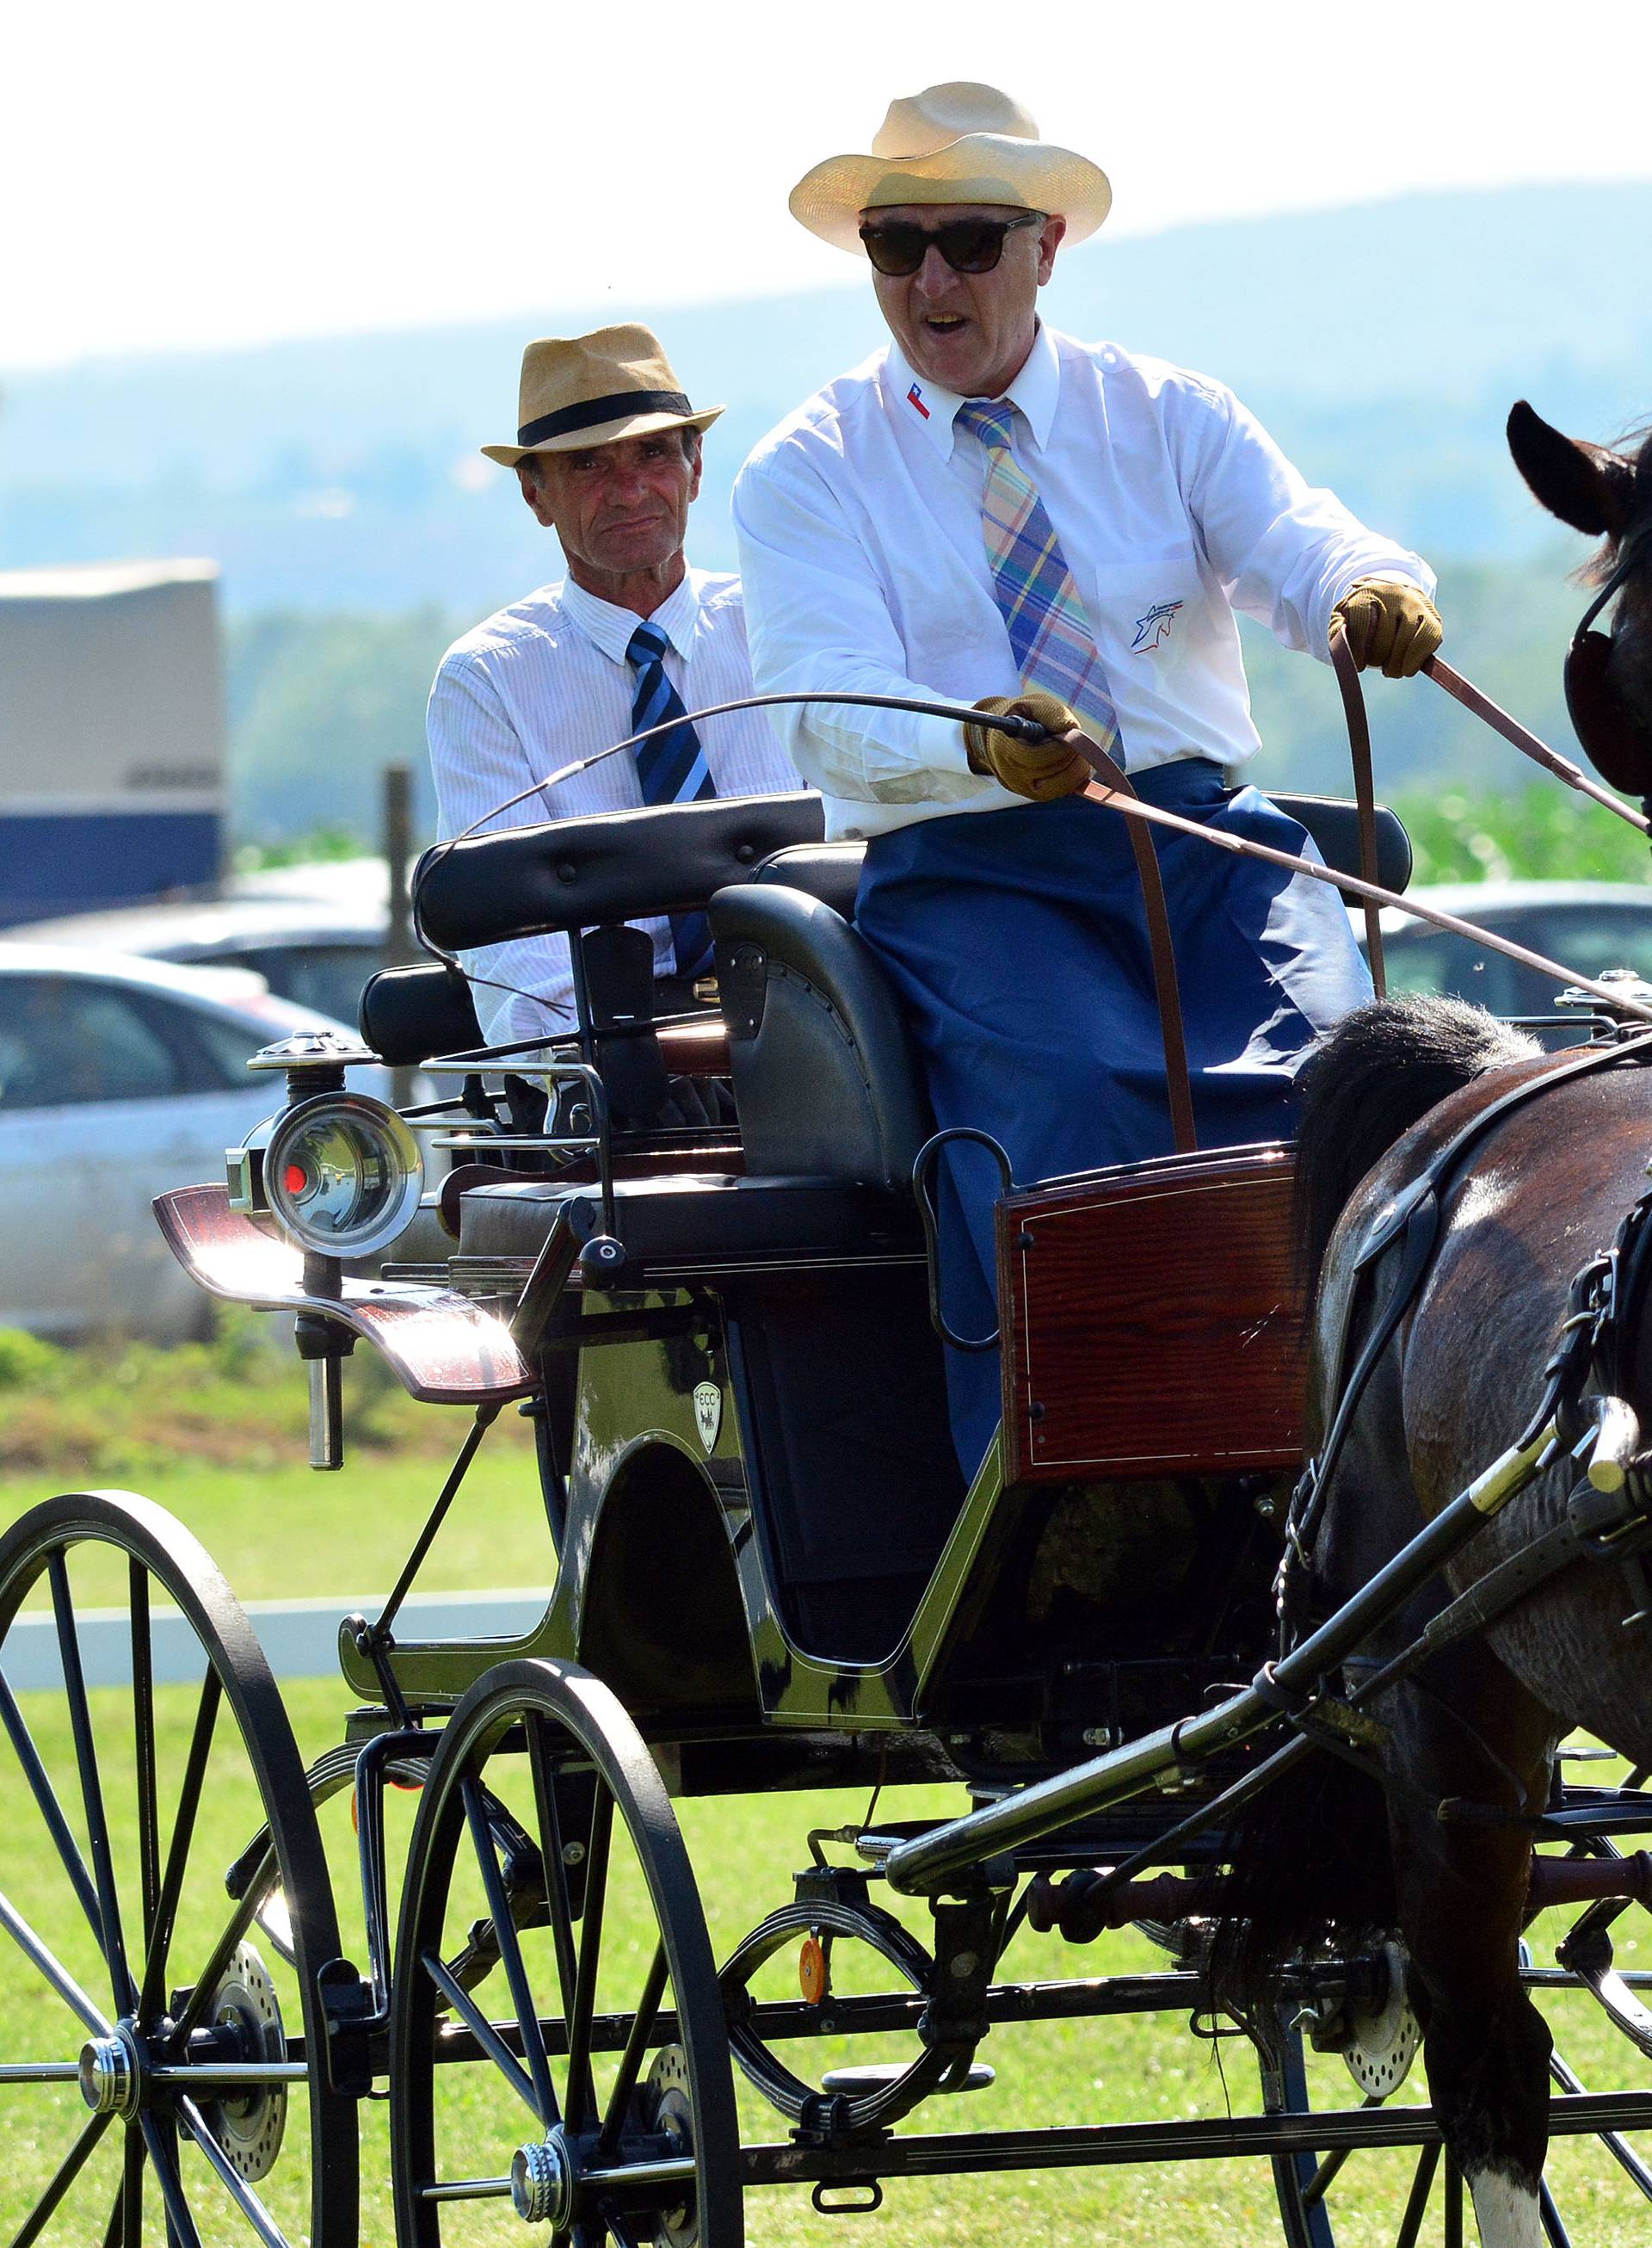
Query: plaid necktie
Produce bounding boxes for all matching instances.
[953,397,1122,757]
[627,619,715,979]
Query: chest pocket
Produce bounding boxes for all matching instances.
[1082,551,1213,680]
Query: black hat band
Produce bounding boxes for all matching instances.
[517,388,694,448]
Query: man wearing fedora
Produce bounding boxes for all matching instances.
[733,83,1443,1479]
[428,324,799,1048]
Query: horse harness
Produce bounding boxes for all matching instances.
[1273,1027,1652,1800]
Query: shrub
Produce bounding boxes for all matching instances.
[0,1330,62,1392]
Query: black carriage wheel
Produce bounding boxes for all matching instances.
[0,1489,358,2247]
[389,1657,742,2248]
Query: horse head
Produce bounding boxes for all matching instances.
[1507,399,1652,794]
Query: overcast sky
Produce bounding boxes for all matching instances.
[5,0,1650,371]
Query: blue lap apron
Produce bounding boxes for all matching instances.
[853,759,1373,1482]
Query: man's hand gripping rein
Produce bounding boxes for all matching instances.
[964,691,1091,801]
[1331,578,1443,678]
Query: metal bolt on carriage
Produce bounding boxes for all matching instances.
[11,775,1652,2248]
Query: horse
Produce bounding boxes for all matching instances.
[1213,402,1652,2248]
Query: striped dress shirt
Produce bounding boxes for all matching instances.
[427,567,802,1043]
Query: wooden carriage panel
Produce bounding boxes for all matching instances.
[996,1145,1304,1483]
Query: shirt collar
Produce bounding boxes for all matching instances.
[560,568,699,665]
[885,321,1061,462]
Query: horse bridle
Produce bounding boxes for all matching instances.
[1565,526,1652,798]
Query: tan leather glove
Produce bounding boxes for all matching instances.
[963,692,1092,801]
[1331,578,1443,678]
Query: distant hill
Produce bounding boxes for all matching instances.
[4,182,1650,614]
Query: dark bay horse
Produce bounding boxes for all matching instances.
[1217,405,1652,2248]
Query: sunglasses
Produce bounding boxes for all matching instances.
[858,212,1043,277]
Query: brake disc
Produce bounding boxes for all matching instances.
[641,2046,699,2248]
[1340,1940,1422,2097]
[198,1941,288,2180]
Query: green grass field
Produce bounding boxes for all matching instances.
[4,1338,1652,2241]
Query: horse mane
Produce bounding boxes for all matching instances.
[1585,418,1652,583]
[1294,997,1543,1300]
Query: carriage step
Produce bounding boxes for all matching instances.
[820,2061,995,2096]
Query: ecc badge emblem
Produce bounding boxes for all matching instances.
[693,1380,723,1454]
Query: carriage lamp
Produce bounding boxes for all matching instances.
[229,1028,391,1222]
[263,1096,423,1259]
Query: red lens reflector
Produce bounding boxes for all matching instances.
[284,1163,308,1195]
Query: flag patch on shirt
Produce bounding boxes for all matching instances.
[1131,599,1185,651]
[906,381,930,420]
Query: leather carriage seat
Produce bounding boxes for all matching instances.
[708,880,933,1190]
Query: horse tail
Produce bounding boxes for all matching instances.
[1294,996,1542,1297]
[1207,1749,1397,2018]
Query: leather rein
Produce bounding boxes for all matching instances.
[1070,636,1652,1158]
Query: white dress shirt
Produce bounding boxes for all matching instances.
[732,324,1434,840]
[427,566,801,1043]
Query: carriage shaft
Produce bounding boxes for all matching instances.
[739,2087,1652,2189]
[885,1422,1555,1894]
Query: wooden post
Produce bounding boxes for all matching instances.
[383,761,415,1107]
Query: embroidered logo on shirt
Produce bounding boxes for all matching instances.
[906,381,930,420]
[1131,599,1185,652]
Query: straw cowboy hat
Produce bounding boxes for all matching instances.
[482,324,724,467]
[789,83,1113,254]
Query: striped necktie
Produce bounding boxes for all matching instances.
[626,618,715,979]
[953,397,1122,759]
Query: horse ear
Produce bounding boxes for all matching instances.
[1507,400,1637,536]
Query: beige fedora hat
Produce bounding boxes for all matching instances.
[481,324,724,466]
[790,83,1112,254]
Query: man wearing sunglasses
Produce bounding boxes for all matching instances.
[733,82,1442,1479]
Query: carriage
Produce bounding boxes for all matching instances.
[9,732,1652,2247]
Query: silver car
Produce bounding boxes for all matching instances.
[1372,880,1652,1020]
[0,945,360,1340]
[21,886,387,1031]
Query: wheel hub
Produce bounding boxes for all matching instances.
[77,2023,143,2120]
[510,2128,574,2228]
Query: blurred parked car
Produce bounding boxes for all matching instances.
[0,946,368,1341]
[22,890,387,1030]
[1370,881,1652,1021]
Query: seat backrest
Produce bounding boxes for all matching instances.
[1270,793,1412,896]
[757,800,1413,906]
[360,960,484,1063]
[709,883,930,1189]
[414,791,826,954]
[753,843,864,919]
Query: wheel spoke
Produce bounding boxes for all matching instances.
[564,1788,613,2132]
[0,1881,112,2035]
[9,2109,113,2248]
[601,2206,643,2248]
[421,1946,544,2124]
[137,1670,221,2025]
[139,2115,202,2248]
[595,1942,669,2161]
[129,1566,159,1945]
[1550,2042,1652,2199]
[1394,2142,1440,2248]
[463,1773,558,2127]
[169,1844,270,2043]
[1539,2177,1574,2248]
[106,2125,143,2248]
[527,1716,584,2024]
[0,1670,102,1939]
[176,2096,291,2248]
[49,1555,136,2013]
